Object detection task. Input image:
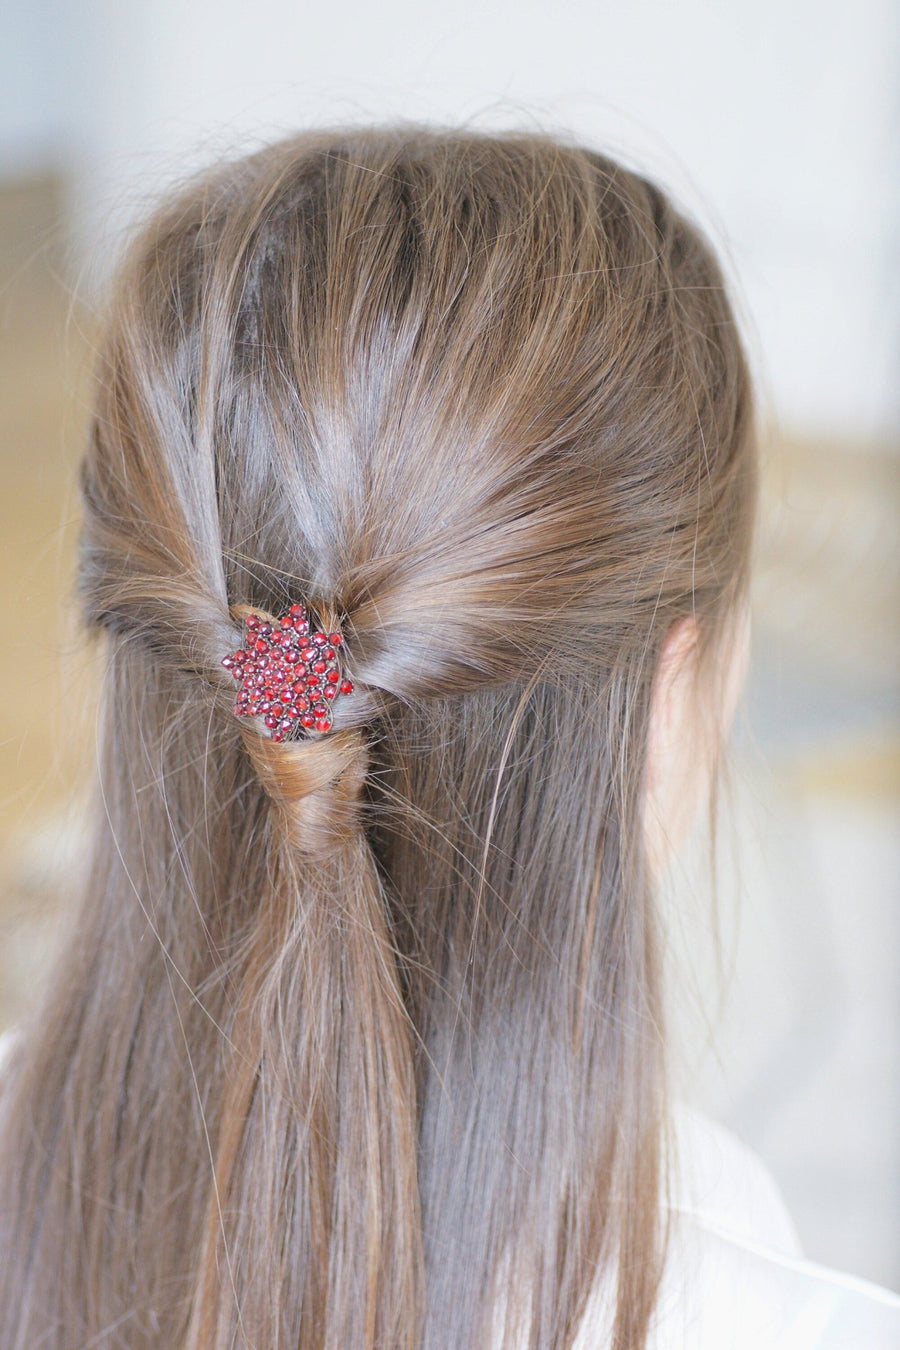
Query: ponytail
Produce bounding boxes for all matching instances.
[185,612,423,1348]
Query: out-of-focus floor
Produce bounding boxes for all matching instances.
[1,176,898,1290]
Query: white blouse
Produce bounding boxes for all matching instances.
[637,1104,900,1348]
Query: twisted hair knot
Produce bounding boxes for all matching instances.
[240,726,370,858]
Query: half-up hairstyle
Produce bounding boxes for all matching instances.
[0,125,756,1349]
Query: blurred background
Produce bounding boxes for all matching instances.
[1,0,898,1291]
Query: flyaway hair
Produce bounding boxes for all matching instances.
[0,126,756,1349]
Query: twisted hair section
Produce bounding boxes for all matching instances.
[0,126,756,1350]
[225,602,374,856]
[240,725,370,854]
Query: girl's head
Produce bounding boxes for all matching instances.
[3,126,755,1350]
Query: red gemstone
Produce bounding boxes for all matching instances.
[226,608,353,739]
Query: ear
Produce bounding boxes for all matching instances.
[645,617,701,795]
[644,610,750,875]
[643,616,706,875]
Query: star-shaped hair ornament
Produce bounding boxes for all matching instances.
[222,603,354,742]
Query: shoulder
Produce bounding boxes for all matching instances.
[666,1101,803,1255]
[649,1102,900,1349]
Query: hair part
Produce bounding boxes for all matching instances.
[0,124,755,1350]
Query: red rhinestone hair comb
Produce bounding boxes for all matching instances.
[222,603,354,742]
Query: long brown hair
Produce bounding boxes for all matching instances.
[0,126,755,1349]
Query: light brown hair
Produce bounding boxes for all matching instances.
[0,125,755,1348]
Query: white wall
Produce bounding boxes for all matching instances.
[0,0,66,176]
[3,0,899,437]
